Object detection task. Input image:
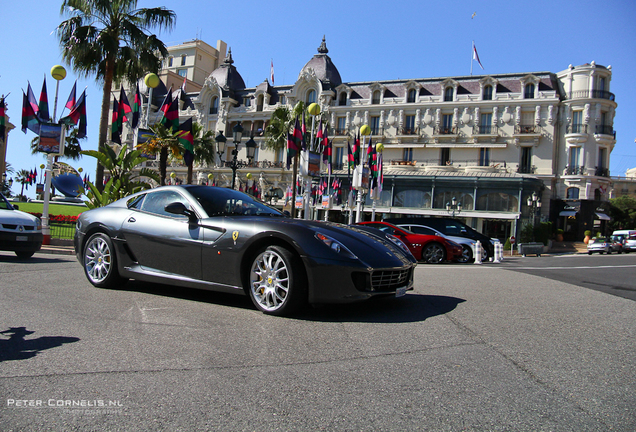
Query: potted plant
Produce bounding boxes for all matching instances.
[584,230,592,244]
[556,229,564,242]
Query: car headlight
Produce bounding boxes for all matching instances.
[315,232,357,259]
[35,218,42,231]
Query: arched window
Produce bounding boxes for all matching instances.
[524,83,535,99]
[394,190,431,208]
[339,92,347,106]
[256,94,264,112]
[306,89,316,105]
[444,87,454,102]
[434,191,474,210]
[407,89,417,103]
[483,85,493,100]
[168,57,173,67]
[372,90,381,104]
[181,54,187,66]
[476,192,518,212]
[566,187,579,199]
[209,96,219,115]
[594,188,602,201]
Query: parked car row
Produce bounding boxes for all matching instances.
[587,230,636,255]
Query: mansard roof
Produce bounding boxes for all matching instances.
[298,36,342,90]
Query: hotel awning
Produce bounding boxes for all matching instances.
[595,212,611,221]
[559,210,577,217]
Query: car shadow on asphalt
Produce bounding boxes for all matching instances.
[116,280,464,324]
[0,254,71,264]
[0,327,80,362]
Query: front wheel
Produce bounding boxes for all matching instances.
[15,251,35,259]
[83,232,127,288]
[422,243,446,264]
[248,245,306,316]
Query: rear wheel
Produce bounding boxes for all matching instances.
[83,232,127,288]
[456,245,473,263]
[248,245,306,316]
[422,243,446,264]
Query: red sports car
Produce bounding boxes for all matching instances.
[357,221,463,264]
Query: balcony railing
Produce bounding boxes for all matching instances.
[514,124,541,134]
[595,167,610,177]
[595,125,615,137]
[473,125,498,135]
[433,126,457,135]
[398,127,418,135]
[566,123,587,134]
[565,165,586,175]
[566,90,615,101]
[517,165,536,174]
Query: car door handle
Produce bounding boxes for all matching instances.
[128,217,136,223]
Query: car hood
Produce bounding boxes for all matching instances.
[0,209,40,227]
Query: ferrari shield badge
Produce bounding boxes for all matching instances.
[232,230,239,245]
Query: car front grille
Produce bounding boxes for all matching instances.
[1,224,35,231]
[352,268,413,293]
[372,268,412,291]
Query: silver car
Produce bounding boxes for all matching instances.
[398,224,478,263]
[587,237,611,255]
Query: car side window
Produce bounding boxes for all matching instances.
[378,225,396,235]
[141,190,190,219]
[127,194,146,209]
[444,223,462,235]
[410,226,436,235]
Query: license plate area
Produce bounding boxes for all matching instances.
[395,286,407,297]
[16,236,28,242]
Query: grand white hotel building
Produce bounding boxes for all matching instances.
[121,37,617,242]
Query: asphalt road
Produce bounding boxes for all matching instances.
[1,252,635,431]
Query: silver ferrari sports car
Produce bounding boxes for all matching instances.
[74,186,416,315]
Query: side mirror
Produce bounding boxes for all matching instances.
[164,202,197,223]
[13,204,19,210]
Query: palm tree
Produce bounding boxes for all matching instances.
[263,102,306,152]
[81,145,159,208]
[188,122,216,184]
[57,0,176,191]
[136,123,181,186]
[15,169,32,199]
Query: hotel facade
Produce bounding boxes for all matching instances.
[120,38,618,242]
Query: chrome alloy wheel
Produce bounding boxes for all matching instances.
[84,234,113,284]
[250,249,290,312]
[423,243,446,264]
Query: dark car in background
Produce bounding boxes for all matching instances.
[356,221,463,264]
[385,217,498,260]
[74,186,416,316]
[0,192,42,258]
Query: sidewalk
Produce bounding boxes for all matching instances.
[40,239,75,256]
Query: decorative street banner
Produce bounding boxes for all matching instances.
[38,123,65,155]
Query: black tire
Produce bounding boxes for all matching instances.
[422,243,446,264]
[457,245,473,263]
[600,251,605,254]
[248,245,306,316]
[15,251,35,259]
[588,251,593,255]
[607,250,611,255]
[82,232,127,288]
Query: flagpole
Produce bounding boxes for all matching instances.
[470,41,474,76]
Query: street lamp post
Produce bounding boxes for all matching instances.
[42,65,66,245]
[230,122,244,190]
[354,124,371,223]
[446,197,462,218]
[527,191,542,241]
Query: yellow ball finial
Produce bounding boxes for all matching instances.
[207,173,214,180]
[360,125,371,136]
[307,103,320,116]
[246,173,253,180]
[51,65,66,81]
[144,73,160,89]
[375,142,384,153]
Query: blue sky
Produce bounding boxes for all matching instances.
[2,0,635,198]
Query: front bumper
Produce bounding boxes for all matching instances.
[0,231,42,253]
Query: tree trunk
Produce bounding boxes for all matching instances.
[95,59,115,192]
[159,147,168,186]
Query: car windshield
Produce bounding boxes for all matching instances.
[187,186,285,218]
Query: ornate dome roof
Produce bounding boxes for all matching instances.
[210,48,246,92]
[298,36,342,89]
